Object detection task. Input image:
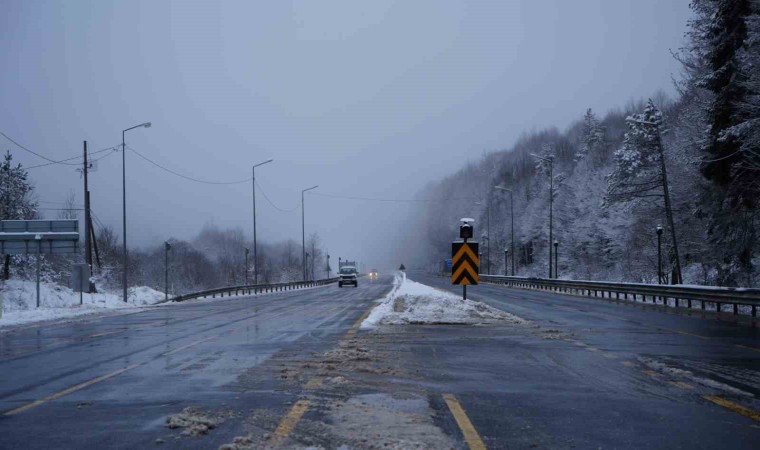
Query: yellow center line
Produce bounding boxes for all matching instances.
[4,363,142,416]
[161,335,218,356]
[442,393,487,450]
[704,396,760,422]
[3,333,222,416]
[663,328,709,340]
[269,399,310,446]
[670,381,694,390]
[620,361,635,367]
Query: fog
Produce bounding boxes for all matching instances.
[1,0,690,270]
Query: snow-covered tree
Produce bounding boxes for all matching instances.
[575,109,606,164]
[0,150,38,279]
[605,100,683,283]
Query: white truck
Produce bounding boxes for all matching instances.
[338,262,358,288]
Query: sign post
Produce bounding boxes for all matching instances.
[452,218,479,300]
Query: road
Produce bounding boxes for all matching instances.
[0,272,758,449]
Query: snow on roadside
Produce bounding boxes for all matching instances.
[0,279,165,328]
[361,272,525,327]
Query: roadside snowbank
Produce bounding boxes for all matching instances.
[0,279,165,328]
[361,272,525,327]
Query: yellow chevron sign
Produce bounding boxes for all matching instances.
[451,242,479,285]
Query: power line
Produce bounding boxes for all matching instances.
[127,145,253,185]
[311,191,467,203]
[255,180,300,213]
[0,130,93,166]
[24,145,117,170]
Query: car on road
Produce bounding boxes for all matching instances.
[369,269,378,279]
[338,266,358,287]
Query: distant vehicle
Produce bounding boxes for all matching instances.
[369,269,378,279]
[338,266,358,287]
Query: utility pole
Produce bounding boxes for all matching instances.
[252,159,273,285]
[83,141,92,288]
[326,253,330,279]
[301,185,318,281]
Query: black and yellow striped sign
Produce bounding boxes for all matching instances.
[451,242,479,285]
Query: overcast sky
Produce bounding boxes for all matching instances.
[1,0,691,268]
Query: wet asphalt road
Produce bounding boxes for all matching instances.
[0,272,758,449]
[0,279,390,449]
[405,271,760,449]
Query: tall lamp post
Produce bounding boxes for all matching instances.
[252,159,273,285]
[656,225,663,284]
[326,253,331,278]
[504,249,509,276]
[301,185,318,281]
[475,201,491,274]
[530,153,555,279]
[122,121,151,302]
[494,186,515,276]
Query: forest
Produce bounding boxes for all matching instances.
[412,0,759,287]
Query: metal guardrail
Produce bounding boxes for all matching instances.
[478,275,760,318]
[170,277,339,303]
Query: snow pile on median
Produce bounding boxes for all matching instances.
[0,279,165,327]
[361,272,524,327]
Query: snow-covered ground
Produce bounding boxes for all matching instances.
[0,279,165,328]
[362,272,525,327]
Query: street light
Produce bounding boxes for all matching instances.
[122,121,151,302]
[475,201,491,275]
[504,248,509,276]
[494,186,516,276]
[252,159,273,285]
[530,153,555,279]
[656,225,663,284]
[301,185,318,281]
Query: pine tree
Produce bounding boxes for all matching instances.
[692,0,760,208]
[605,100,683,283]
[575,109,606,164]
[0,150,38,279]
